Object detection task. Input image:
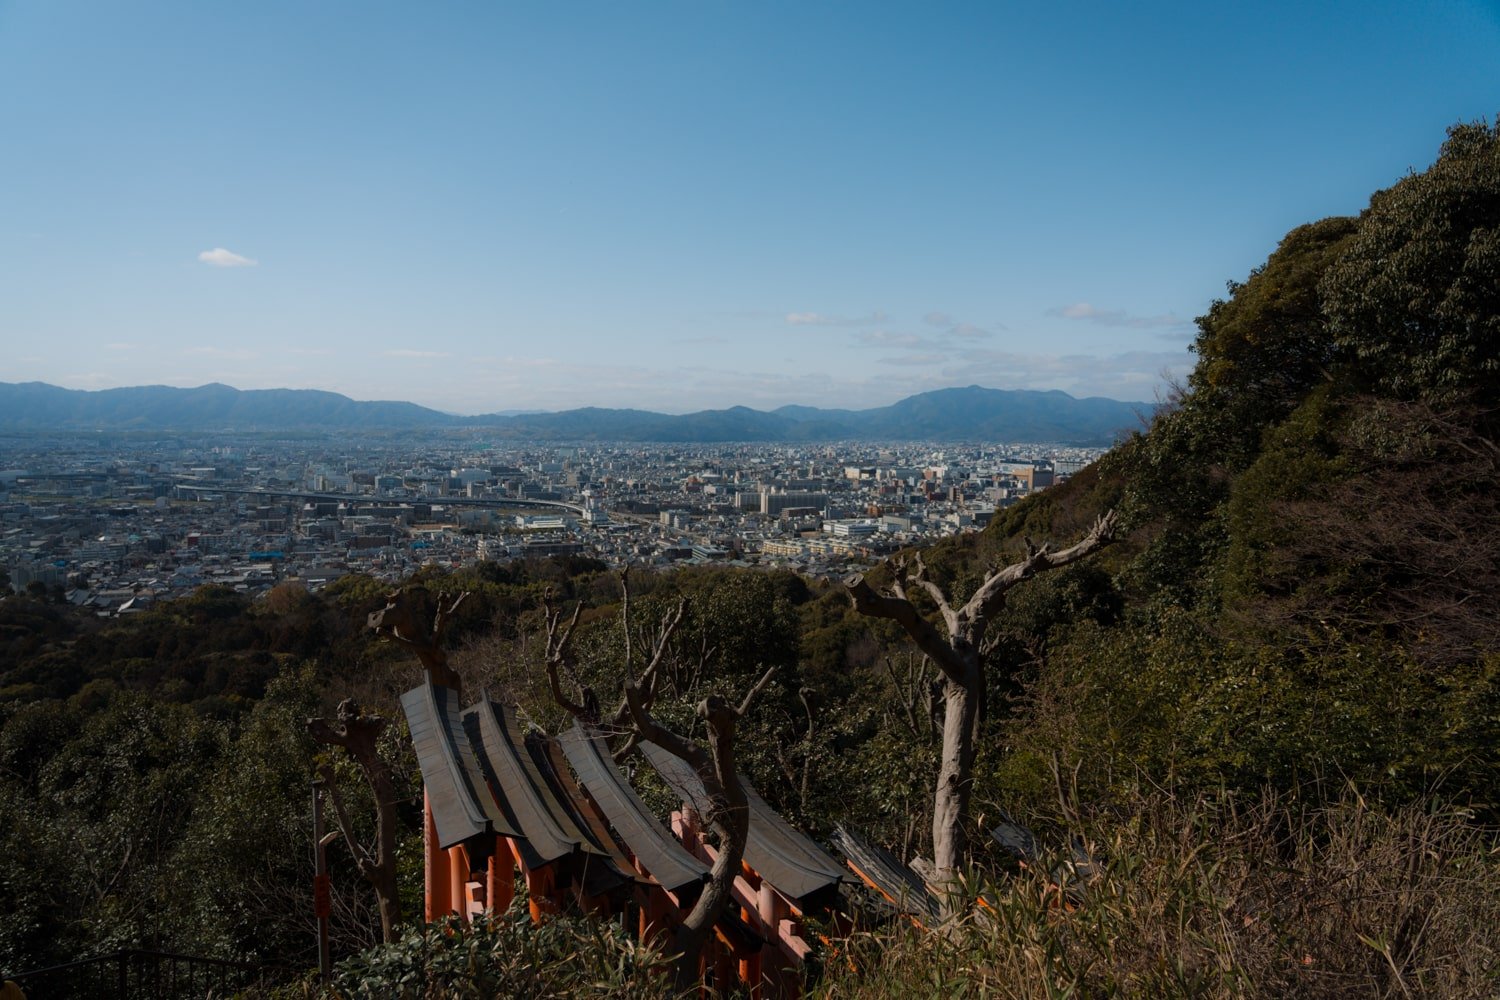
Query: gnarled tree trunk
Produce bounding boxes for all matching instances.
[307,699,402,942]
[544,571,775,989]
[305,586,470,942]
[846,511,1117,913]
[367,586,469,692]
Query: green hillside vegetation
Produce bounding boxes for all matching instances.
[2,121,1498,997]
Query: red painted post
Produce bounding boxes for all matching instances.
[312,779,332,981]
[424,792,451,921]
[448,845,468,921]
[527,862,560,923]
[487,836,514,913]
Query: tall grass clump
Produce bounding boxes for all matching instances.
[817,785,1499,999]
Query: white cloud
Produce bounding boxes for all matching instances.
[923,311,995,339]
[856,331,927,348]
[1049,302,1187,329]
[940,346,1186,401]
[785,310,888,327]
[383,349,450,359]
[1056,302,1107,320]
[198,247,258,267]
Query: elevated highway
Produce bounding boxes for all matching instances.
[172,481,588,518]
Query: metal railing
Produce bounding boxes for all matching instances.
[7,949,279,999]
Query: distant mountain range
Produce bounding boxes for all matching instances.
[0,381,1150,444]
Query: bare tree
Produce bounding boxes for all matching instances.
[303,586,470,943]
[775,686,817,817]
[545,571,775,989]
[881,648,941,744]
[367,586,469,693]
[542,568,687,763]
[307,699,402,942]
[845,511,1118,908]
[622,665,776,988]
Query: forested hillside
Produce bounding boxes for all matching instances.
[2,122,1497,998]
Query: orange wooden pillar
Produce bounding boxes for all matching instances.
[578,886,611,916]
[638,887,674,947]
[751,879,782,997]
[738,951,763,999]
[424,792,452,921]
[487,836,514,914]
[713,937,734,996]
[525,858,561,922]
[447,844,469,920]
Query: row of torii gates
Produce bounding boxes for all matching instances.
[401,679,939,996]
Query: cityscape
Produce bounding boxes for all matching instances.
[4,3,1495,994]
[1,431,1102,612]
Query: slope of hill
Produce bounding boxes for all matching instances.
[971,119,1500,804]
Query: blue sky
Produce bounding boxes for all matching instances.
[1,2,1495,414]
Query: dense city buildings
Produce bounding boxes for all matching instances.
[0,432,1103,615]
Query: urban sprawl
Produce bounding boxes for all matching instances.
[1,434,1103,614]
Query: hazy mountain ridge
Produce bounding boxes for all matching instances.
[0,381,1148,443]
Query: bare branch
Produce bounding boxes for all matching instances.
[845,573,968,682]
[908,553,957,627]
[544,655,589,721]
[963,510,1118,624]
[542,591,591,719]
[607,595,688,728]
[543,591,584,668]
[882,653,924,738]
[734,664,778,718]
[367,586,469,691]
[643,598,689,683]
[622,677,708,773]
[620,564,634,671]
[318,764,376,875]
[610,731,642,764]
[432,590,468,644]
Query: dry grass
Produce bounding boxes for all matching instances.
[816,787,1500,999]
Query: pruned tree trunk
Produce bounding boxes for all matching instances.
[933,674,979,876]
[308,699,403,942]
[367,586,469,693]
[544,570,775,990]
[624,679,774,989]
[845,511,1117,914]
[304,586,468,943]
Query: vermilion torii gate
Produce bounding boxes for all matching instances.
[400,678,841,996]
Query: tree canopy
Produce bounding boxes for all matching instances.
[1323,120,1500,408]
